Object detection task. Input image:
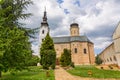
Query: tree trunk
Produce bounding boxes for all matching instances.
[0,71,1,78]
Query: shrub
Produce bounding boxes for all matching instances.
[108,65,113,69]
[70,62,75,68]
[60,49,71,67]
[101,67,104,69]
[95,55,103,65]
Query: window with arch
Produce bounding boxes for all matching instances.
[113,56,117,61]
[84,48,87,54]
[110,57,112,61]
[75,48,77,53]
[42,30,44,34]
[107,59,109,62]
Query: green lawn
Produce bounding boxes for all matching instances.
[67,65,120,79]
[0,66,55,80]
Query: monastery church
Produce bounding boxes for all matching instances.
[39,10,95,65]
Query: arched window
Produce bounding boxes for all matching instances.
[84,48,87,54]
[113,56,117,61]
[42,30,44,34]
[75,48,77,53]
[107,59,109,62]
[110,57,112,61]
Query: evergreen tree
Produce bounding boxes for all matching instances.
[0,27,32,72]
[0,0,33,77]
[0,0,37,38]
[95,55,103,65]
[0,0,8,77]
[60,49,71,67]
[40,33,56,69]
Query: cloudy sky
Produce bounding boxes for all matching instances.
[25,0,120,55]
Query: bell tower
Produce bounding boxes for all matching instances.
[39,8,49,48]
[70,23,79,36]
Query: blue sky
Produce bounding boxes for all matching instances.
[25,0,120,55]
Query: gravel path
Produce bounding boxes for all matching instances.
[55,66,119,80]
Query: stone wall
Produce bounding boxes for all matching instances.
[99,43,118,65]
[54,41,95,65]
[54,43,70,58]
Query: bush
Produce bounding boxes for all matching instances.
[51,63,55,69]
[70,62,75,68]
[108,65,113,69]
[100,67,104,69]
[29,55,40,66]
[60,49,71,67]
[95,55,103,65]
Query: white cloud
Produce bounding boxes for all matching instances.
[31,44,39,55]
[93,37,112,49]
[26,0,120,54]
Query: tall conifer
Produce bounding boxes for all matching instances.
[40,33,56,69]
[60,49,71,67]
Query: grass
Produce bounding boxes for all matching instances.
[67,65,120,79]
[0,66,55,80]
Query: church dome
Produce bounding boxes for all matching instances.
[70,23,79,27]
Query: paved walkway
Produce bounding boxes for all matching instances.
[55,66,119,80]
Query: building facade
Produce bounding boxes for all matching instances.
[39,11,95,65]
[52,23,95,65]
[99,22,120,67]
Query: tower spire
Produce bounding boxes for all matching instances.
[41,7,48,26]
[43,6,47,22]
